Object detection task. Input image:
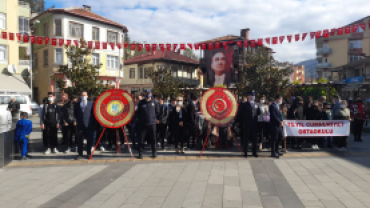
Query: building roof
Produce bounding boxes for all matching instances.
[31,7,128,32]
[199,35,243,43]
[344,15,370,27]
[124,50,199,65]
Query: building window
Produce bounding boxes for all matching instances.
[55,19,62,36]
[19,47,30,60]
[92,27,99,41]
[350,40,362,49]
[43,22,48,37]
[0,13,6,29]
[19,17,29,34]
[33,53,37,68]
[139,68,143,79]
[69,22,83,38]
[172,69,177,77]
[131,88,140,95]
[143,87,152,92]
[44,50,48,66]
[107,55,118,69]
[55,48,63,64]
[107,31,118,43]
[187,69,192,79]
[92,53,100,67]
[350,55,362,63]
[144,68,148,79]
[0,45,7,62]
[130,68,135,79]
[323,43,328,49]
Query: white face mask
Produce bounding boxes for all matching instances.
[278,100,283,105]
[260,100,265,103]
[81,96,87,101]
[178,101,183,105]
[48,97,54,102]
[250,96,255,101]
[340,104,346,108]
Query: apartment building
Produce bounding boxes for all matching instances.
[315,16,370,99]
[292,65,305,84]
[0,0,31,97]
[121,50,200,94]
[31,5,127,103]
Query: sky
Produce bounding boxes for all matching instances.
[45,0,370,63]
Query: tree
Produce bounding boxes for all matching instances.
[123,33,132,60]
[183,48,199,60]
[235,46,292,99]
[51,38,113,97]
[293,80,302,85]
[24,0,45,13]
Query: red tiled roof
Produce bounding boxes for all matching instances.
[124,50,199,65]
[32,8,128,32]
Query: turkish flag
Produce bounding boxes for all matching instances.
[124,42,128,48]
[37,37,43,44]
[236,41,242,48]
[265,37,270,44]
[279,36,284,44]
[187,43,192,49]
[201,43,206,50]
[73,40,79,47]
[159,44,164,51]
[302,33,307,41]
[173,44,178,51]
[272,37,278,44]
[180,43,186,50]
[194,43,200,50]
[286,35,292,43]
[337,28,344,35]
[30,36,35,44]
[44,37,50,44]
[295,34,300,41]
[250,40,256,47]
[207,43,213,50]
[95,41,100,49]
[130,44,136,50]
[323,30,329,38]
[352,24,358,33]
[258,39,263,46]
[243,40,248,47]
[88,41,93,49]
[1,32,7,39]
[109,42,115,50]
[9,33,14,40]
[310,32,315,39]
[315,31,321,39]
[221,42,227,49]
[51,38,57,46]
[23,34,29,43]
[152,44,157,51]
[330,29,336,36]
[67,40,71,46]
[116,43,122,49]
[360,23,366,31]
[345,26,351,34]
[138,44,143,51]
[215,42,220,49]
[16,33,22,41]
[166,44,171,51]
[145,44,150,51]
[59,39,64,46]
[102,42,107,49]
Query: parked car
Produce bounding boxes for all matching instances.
[0,95,32,116]
[30,101,39,115]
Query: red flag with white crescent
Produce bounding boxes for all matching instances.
[315,31,321,39]
[67,40,71,46]
[272,37,278,44]
[187,43,192,49]
[279,36,284,44]
[16,33,22,41]
[116,43,122,49]
[173,44,178,51]
[330,29,336,36]
[221,42,227,49]
[287,35,292,43]
[345,26,351,34]
[88,41,93,49]
[166,44,171,51]
[201,43,206,50]
[23,34,29,43]
[137,44,143,51]
[1,32,7,39]
[130,44,136,50]
[30,36,35,44]
[73,40,79,47]
[44,37,50,44]
[243,40,248,47]
[36,37,43,44]
[265,37,270,44]
[152,44,157,51]
[124,42,128,48]
[257,39,263,45]
[109,42,115,50]
[295,34,300,41]
[59,39,64,46]
[102,42,107,49]
[9,33,14,40]
[51,38,57,46]
[250,40,256,47]
[145,44,150,51]
[214,42,220,49]
[323,30,329,38]
[95,41,100,49]
[337,28,344,35]
[207,43,213,50]
[360,23,366,31]
[194,43,200,50]
[352,25,358,33]
[159,44,164,51]
[302,33,307,41]
[310,32,315,39]
[236,41,242,48]
[180,43,186,50]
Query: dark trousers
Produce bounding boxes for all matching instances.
[77,127,93,156]
[337,136,347,148]
[138,124,156,154]
[257,122,267,143]
[174,126,185,149]
[42,129,47,148]
[157,124,167,149]
[63,124,76,148]
[130,122,137,148]
[219,126,228,149]
[270,126,283,156]
[187,124,196,148]
[44,123,58,148]
[243,124,257,156]
[353,120,364,140]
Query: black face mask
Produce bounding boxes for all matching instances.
[357,100,362,103]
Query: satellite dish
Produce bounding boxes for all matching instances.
[7,64,17,74]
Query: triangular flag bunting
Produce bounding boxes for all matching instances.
[315,31,321,39]
[145,44,150,51]
[73,40,79,47]
[23,34,29,43]
[286,35,292,43]
[16,33,22,41]
[295,34,300,41]
[201,43,206,50]
[323,30,329,38]
[243,40,248,47]
[352,25,358,33]
[51,38,57,46]
[1,32,7,39]
[187,43,193,49]
[102,42,107,49]
[30,36,35,44]
[173,44,178,51]
[265,37,270,44]
[109,42,115,50]
[166,44,171,51]
[330,29,336,36]
[360,23,366,31]
[44,37,50,44]
[36,37,43,44]
[345,26,351,34]
[250,40,256,47]
[137,44,143,51]
[59,39,64,46]
[337,28,344,35]
[88,41,93,49]
[180,44,186,50]
[221,42,227,49]
[116,43,122,49]
[272,37,278,44]
[159,44,165,51]
[302,33,307,41]
[194,43,200,50]
[130,43,136,50]
[152,44,157,51]
[257,39,263,46]
[9,33,14,40]
[310,32,315,39]
[95,41,100,49]
[236,41,242,48]
[215,42,220,49]
[67,40,71,46]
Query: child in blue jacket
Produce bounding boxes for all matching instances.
[15,112,33,160]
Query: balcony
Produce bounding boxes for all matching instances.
[316,63,332,69]
[317,48,332,55]
[19,60,30,65]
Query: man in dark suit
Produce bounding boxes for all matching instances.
[74,91,94,160]
[239,91,260,157]
[157,95,169,149]
[185,95,198,149]
[269,95,284,158]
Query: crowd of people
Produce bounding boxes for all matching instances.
[11,90,370,160]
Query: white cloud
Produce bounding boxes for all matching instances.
[55,0,370,63]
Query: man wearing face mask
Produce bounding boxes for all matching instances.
[332,95,341,115]
[257,95,269,150]
[269,95,284,158]
[350,96,368,142]
[74,91,94,160]
[137,89,159,159]
[239,91,260,157]
[287,96,306,149]
[40,92,61,154]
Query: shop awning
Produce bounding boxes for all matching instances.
[342,84,363,91]
[0,74,31,94]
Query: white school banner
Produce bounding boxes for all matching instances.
[283,120,350,137]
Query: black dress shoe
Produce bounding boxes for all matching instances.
[271,155,279,159]
[253,154,258,158]
[75,156,84,160]
[138,154,143,159]
[26,154,32,159]
[277,152,284,156]
[243,154,248,158]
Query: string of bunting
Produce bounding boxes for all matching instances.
[1,23,369,51]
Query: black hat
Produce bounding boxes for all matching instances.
[247,91,255,96]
